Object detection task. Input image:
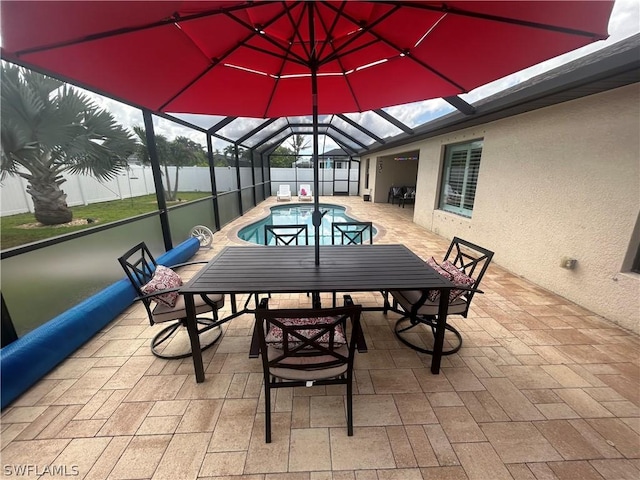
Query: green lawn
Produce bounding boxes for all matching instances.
[1,192,210,250]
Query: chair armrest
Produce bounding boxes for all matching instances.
[134,287,181,302]
[453,285,485,295]
[168,260,208,269]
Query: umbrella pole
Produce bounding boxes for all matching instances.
[312,75,320,266]
[309,4,321,267]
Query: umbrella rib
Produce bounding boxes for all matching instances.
[262,30,302,118]
[224,4,309,66]
[259,2,315,117]
[318,1,401,66]
[12,2,263,57]
[158,27,258,112]
[376,1,608,39]
[282,1,313,62]
[160,3,306,113]
[320,38,381,68]
[321,35,364,113]
[321,2,467,92]
[314,0,348,61]
[241,43,308,68]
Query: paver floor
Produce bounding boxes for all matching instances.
[2,197,638,480]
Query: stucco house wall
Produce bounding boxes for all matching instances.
[372,83,640,334]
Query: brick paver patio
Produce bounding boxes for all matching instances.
[1,197,638,480]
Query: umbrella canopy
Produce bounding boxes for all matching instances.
[1,1,613,117]
[1,1,614,264]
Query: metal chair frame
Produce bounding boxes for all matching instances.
[262,224,311,303]
[331,221,376,307]
[254,295,362,443]
[264,224,309,246]
[388,186,404,205]
[331,221,374,245]
[118,242,224,359]
[390,237,494,355]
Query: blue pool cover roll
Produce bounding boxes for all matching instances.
[0,237,200,409]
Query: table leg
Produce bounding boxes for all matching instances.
[430,291,450,374]
[249,320,260,358]
[230,294,237,314]
[184,293,205,382]
[312,292,321,309]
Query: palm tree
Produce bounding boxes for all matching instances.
[287,134,311,163]
[133,129,205,201]
[167,136,207,199]
[133,126,173,200]
[1,64,136,225]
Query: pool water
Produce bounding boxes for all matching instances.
[238,203,376,245]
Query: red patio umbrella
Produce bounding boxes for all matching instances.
[1,1,614,264]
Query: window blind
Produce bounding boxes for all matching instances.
[440,140,483,216]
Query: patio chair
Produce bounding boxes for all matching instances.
[254,295,362,442]
[389,237,494,355]
[399,186,416,208]
[261,224,310,303]
[298,184,313,201]
[331,221,377,307]
[276,184,292,201]
[264,224,309,246]
[118,242,224,359]
[388,186,404,205]
[331,221,373,245]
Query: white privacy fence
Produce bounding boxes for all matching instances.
[1,166,360,216]
[0,166,236,216]
[270,167,359,196]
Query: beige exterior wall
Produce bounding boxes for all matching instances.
[371,83,640,334]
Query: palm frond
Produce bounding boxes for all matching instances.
[1,63,136,183]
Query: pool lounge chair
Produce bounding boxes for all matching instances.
[276,184,292,201]
[298,184,313,201]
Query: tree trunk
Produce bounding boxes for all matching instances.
[163,163,174,201]
[173,168,180,201]
[26,173,72,225]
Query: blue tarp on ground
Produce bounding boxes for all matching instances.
[0,237,200,409]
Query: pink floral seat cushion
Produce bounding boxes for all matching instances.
[141,265,183,307]
[265,316,346,349]
[425,257,475,303]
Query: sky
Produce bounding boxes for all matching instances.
[82,0,640,155]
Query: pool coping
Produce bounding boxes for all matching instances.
[226,198,387,245]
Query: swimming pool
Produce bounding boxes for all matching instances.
[238,204,376,245]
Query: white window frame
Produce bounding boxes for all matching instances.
[439,140,483,217]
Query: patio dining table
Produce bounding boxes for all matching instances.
[181,244,454,382]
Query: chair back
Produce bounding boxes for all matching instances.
[118,242,158,296]
[332,221,373,245]
[278,184,291,195]
[264,224,309,245]
[254,296,362,442]
[255,299,362,376]
[443,236,494,310]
